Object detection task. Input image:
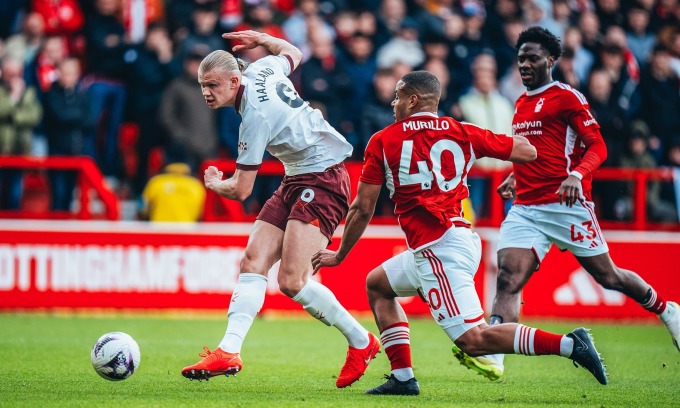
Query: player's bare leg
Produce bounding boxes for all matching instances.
[365,266,419,395]
[492,248,538,324]
[454,323,607,385]
[282,219,379,387]
[578,253,680,352]
[182,221,284,380]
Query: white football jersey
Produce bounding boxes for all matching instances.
[235,55,353,175]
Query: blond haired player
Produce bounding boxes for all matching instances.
[181,31,379,388]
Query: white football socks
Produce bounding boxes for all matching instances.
[293,279,369,348]
[218,273,268,354]
[560,336,574,357]
[660,302,676,324]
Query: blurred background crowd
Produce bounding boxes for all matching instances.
[0,0,679,221]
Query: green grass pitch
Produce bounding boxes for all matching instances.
[1,312,678,407]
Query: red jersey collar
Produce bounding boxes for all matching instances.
[234,84,245,112]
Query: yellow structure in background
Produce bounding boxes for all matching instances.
[141,163,206,222]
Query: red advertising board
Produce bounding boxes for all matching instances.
[0,221,436,316]
[479,229,680,320]
[0,221,677,320]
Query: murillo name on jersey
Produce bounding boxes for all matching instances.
[511,81,601,206]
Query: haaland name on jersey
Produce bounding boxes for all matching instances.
[254,67,275,102]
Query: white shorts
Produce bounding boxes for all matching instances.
[382,227,486,340]
[498,201,609,264]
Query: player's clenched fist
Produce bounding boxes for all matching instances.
[496,173,516,200]
[204,166,224,192]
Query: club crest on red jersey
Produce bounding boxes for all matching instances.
[534,98,545,113]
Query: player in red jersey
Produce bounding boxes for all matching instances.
[312,70,609,395]
[458,26,680,379]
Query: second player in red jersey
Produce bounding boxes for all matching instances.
[463,26,680,381]
[511,82,605,205]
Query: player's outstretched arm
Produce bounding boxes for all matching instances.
[222,31,303,71]
[508,136,537,163]
[311,182,382,274]
[203,165,257,201]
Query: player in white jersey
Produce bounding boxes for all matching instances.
[453,26,680,381]
[312,70,608,395]
[181,31,380,388]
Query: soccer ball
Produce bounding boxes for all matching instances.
[91,332,141,381]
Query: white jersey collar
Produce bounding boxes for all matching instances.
[409,111,439,118]
[526,81,557,96]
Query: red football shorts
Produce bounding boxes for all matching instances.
[257,163,351,242]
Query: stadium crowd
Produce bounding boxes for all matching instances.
[0,0,679,221]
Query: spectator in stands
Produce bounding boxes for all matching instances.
[83,0,130,181]
[421,30,450,63]
[120,0,166,44]
[458,52,514,217]
[447,3,491,100]
[282,0,334,63]
[563,25,595,85]
[376,18,425,73]
[540,0,572,40]
[604,25,641,84]
[416,0,456,43]
[421,57,454,117]
[44,58,93,211]
[140,161,206,222]
[597,42,640,123]
[359,67,396,151]
[25,35,67,157]
[491,18,526,80]
[233,0,288,40]
[587,68,628,220]
[4,12,45,65]
[25,36,67,95]
[177,2,224,61]
[597,0,626,33]
[126,22,181,196]
[373,0,407,48]
[625,3,656,65]
[553,47,582,88]
[0,0,27,39]
[669,29,680,77]
[651,0,680,29]
[616,121,677,222]
[586,68,627,166]
[639,44,680,164]
[578,9,603,55]
[0,59,42,210]
[159,45,218,172]
[483,0,522,47]
[32,0,84,56]
[341,33,377,155]
[300,29,353,136]
[661,140,680,219]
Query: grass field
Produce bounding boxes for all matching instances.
[1,312,679,407]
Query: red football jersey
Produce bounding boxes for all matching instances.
[361,113,514,251]
[512,82,601,205]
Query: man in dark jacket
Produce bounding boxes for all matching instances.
[44,58,94,210]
